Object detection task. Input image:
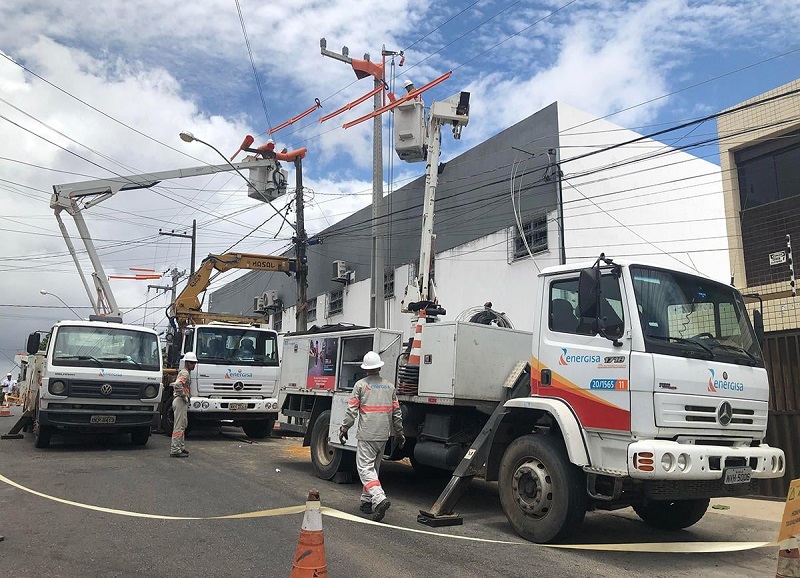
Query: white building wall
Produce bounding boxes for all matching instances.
[557,103,729,283]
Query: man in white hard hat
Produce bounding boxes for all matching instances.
[403,79,415,94]
[339,351,405,522]
[169,352,197,458]
[1,372,14,406]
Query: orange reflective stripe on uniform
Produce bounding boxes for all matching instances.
[348,397,360,407]
[364,480,382,491]
[171,432,184,438]
[176,375,187,384]
[392,401,400,409]
[360,404,393,413]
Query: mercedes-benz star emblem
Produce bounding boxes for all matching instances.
[233,381,244,391]
[717,401,733,426]
[100,383,113,396]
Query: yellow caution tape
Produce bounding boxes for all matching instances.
[0,472,778,552]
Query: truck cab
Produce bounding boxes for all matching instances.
[28,318,163,448]
[168,323,281,438]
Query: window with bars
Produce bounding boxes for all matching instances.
[307,299,317,322]
[329,288,343,316]
[384,268,395,299]
[511,214,548,260]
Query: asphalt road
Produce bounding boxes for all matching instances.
[0,409,784,578]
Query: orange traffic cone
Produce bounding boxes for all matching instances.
[777,538,800,578]
[291,490,327,577]
[0,405,11,417]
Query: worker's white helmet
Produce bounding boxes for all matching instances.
[403,79,414,88]
[6,372,11,377]
[360,351,384,370]
[183,352,198,363]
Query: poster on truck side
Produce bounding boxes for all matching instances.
[306,337,338,389]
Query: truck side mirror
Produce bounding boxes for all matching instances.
[26,332,41,355]
[753,309,765,345]
[577,267,600,333]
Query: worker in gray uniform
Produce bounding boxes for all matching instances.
[339,351,405,522]
[170,352,197,458]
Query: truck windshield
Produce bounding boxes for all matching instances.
[51,326,161,371]
[630,266,763,367]
[195,327,279,367]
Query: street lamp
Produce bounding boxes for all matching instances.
[179,131,295,232]
[40,290,83,319]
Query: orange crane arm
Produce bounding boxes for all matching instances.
[173,252,297,316]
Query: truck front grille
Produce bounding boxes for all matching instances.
[69,381,143,399]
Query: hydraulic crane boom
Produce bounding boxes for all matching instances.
[398,91,470,316]
[172,252,296,318]
[52,157,286,319]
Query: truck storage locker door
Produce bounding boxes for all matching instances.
[417,324,456,398]
[279,338,311,391]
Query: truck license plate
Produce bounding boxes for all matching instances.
[229,403,246,411]
[90,415,116,424]
[723,466,752,484]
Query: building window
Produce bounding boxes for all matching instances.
[511,214,548,260]
[273,312,282,332]
[384,268,395,299]
[329,288,343,316]
[307,299,317,322]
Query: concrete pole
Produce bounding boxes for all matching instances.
[295,158,308,332]
[371,76,386,328]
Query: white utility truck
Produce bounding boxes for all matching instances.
[280,256,785,542]
[24,317,163,448]
[280,88,784,542]
[165,321,282,438]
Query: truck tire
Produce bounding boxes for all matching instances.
[160,400,174,435]
[242,419,275,439]
[131,426,150,446]
[34,423,52,449]
[310,410,354,480]
[632,499,709,531]
[498,434,586,543]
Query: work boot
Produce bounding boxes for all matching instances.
[359,502,373,514]
[372,499,391,522]
[169,453,188,458]
[181,449,189,455]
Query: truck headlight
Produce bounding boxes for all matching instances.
[201,401,209,409]
[677,453,690,472]
[144,385,158,398]
[49,380,67,395]
[661,453,675,472]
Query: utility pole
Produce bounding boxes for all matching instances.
[294,157,309,332]
[148,268,185,329]
[320,38,387,328]
[158,221,197,276]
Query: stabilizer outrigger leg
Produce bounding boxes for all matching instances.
[417,362,531,528]
[2,409,34,440]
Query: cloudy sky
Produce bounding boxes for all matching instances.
[1,0,800,370]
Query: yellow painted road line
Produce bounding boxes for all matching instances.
[0,472,778,552]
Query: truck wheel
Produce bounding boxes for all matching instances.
[34,423,52,449]
[632,499,709,531]
[310,410,353,480]
[498,434,586,543]
[242,419,275,439]
[161,401,174,435]
[131,427,150,446]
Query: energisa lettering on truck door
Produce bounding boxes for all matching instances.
[533,272,632,432]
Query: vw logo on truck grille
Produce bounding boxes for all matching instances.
[717,401,733,426]
[233,381,244,391]
[100,383,113,396]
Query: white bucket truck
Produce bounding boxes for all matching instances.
[25,317,163,448]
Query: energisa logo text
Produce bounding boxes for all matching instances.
[559,348,601,366]
[707,368,744,393]
[225,368,254,379]
[98,368,123,377]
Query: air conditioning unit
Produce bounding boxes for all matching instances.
[332,260,349,283]
[264,290,279,308]
[253,295,265,313]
